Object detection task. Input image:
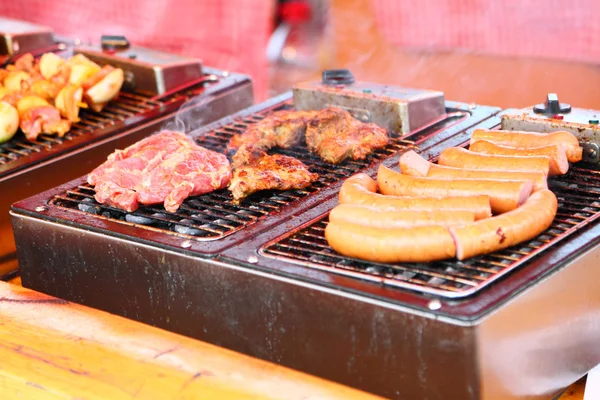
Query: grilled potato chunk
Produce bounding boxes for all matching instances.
[0,101,19,143]
[39,52,65,80]
[55,84,84,122]
[85,68,124,111]
[4,71,31,92]
[17,95,50,116]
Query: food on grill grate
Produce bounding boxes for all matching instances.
[438,147,551,175]
[399,150,548,192]
[0,52,124,143]
[227,109,320,153]
[329,204,475,228]
[377,164,533,214]
[0,102,19,142]
[469,140,569,176]
[470,129,582,163]
[88,131,232,212]
[305,107,389,164]
[229,149,318,204]
[449,189,557,260]
[325,221,457,263]
[338,173,492,220]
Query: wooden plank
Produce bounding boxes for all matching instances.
[0,281,382,399]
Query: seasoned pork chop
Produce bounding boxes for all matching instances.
[229,149,318,204]
[227,110,320,153]
[305,107,389,164]
[88,131,232,212]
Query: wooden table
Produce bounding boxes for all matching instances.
[2,277,587,399]
[0,280,384,399]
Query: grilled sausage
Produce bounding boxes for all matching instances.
[449,189,557,260]
[329,204,475,228]
[399,150,548,192]
[438,147,551,175]
[377,164,533,214]
[469,140,568,176]
[471,129,582,163]
[338,173,492,220]
[325,221,456,263]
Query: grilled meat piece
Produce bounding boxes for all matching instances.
[229,149,318,204]
[19,106,70,141]
[306,107,389,164]
[88,131,232,212]
[227,110,320,153]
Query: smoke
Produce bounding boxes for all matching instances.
[161,93,217,135]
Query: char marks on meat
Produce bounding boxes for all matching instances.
[229,149,318,204]
[88,131,232,212]
[305,107,389,164]
[227,110,320,154]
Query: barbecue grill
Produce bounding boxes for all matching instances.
[0,24,254,279]
[10,80,506,398]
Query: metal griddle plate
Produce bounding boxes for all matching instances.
[218,144,600,321]
[10,98,500,259]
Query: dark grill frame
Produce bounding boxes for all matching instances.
[48,102,418,241]
[259,165,600,299]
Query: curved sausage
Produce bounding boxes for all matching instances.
[399,150,548,192]
[448,189,557,260]
[469,140,568,176]
[377,164,533,214]
[471,129,582,163]
[338,173,492,219]
[438,147,551,175]
[325,221,456,263]
[329,204,475,228]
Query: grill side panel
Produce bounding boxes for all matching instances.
[12,213,480,400]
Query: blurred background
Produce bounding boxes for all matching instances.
[1,0,599,108]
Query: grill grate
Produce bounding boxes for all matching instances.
[260,165,600,299]
[49,105,418,241]
[0,92,162,165]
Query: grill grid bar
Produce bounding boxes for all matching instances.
[48,104,418,241]
[259,166,600,299]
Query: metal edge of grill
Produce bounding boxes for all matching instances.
[0,67,242,179]
[10,99,501,257]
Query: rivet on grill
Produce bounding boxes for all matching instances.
[428,299,442,310]
[247,255,258,264]
[468,103,477,110]
[181,240,192,248]
[222,71,229,77]
[58,43,67,50]
[35,205,48,212]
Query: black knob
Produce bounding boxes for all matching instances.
[533,93,571,114]
[322,69,355,86]
[101,35,130,51]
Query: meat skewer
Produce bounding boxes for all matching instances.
[377,164,533,214]
[399,150,548,192]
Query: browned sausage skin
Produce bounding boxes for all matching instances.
[329,204,475,228]
[438,147,551,175]
[399,150,548,192]
[469,140,568,176]
[449,189,557,260]
[470,129,582,163]
[338,173,492,219]
[325,222,456,263]
[377,164,533,214]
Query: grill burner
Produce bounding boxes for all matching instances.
[260,166,600,298]
[48,103,418,241]
[0,92,161,167]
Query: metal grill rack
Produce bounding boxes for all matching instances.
[49,106,418,241]
[259,165,600,299]
[0,92,161,165]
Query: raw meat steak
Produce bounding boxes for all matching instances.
[88,131,231,212]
